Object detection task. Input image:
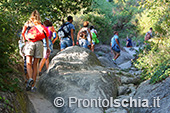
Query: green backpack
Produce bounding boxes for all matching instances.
[92,32,99,44]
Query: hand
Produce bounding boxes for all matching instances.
[46,48,51,58]
[76,41,79,45]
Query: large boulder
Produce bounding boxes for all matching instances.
[130,77,170,113]
[37,46,120,113]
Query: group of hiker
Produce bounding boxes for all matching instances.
[20,10,99,91]
[19,10,153,92]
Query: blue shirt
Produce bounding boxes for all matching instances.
[111,35,119,47]
[127,38,132,47]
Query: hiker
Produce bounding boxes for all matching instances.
[18,34,28,83]
[90,26,99,52]
[22,10,50,91]
[51,26,59,44]
[145,27,153,41]
[126,35,132,47]
[111,31,121,64]
[77,21,92,49]
[58,16,75,51]
[39,20,56,76]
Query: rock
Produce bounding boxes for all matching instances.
[121,76,140,85]
[116,50,134,65]
[95,51,106,56]
[105,107,128,113]
[130,77,170,113]
[118,85,129,96]
[118,61,132,69]
[38,46,120,113]
[123,47,139,57]
[49,49,60,61]
[98,56,117,68]
[49,46,102,71]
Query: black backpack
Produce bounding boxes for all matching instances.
[58,23,71,38]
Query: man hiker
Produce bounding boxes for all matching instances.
[58,16,75,51]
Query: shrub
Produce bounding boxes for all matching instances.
[135,37,170,83]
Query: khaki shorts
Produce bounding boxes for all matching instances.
[25,41,43,58]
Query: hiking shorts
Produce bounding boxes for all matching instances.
[25,41,43,58]
[79,39,88,48]
[60,37,72,50]
[112,45,120,53]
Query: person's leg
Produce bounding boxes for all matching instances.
[45,58,50,70]
[91,44,95,52]
[26,55,33,79]
[39,58,46,72]
[114,52,120,60]
[32,58,40,87]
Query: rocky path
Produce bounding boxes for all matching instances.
[27,46,141,113]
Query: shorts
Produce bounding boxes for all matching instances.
[25,41,43,58]
[60,37,72,50]
[112,45,120,53]
[79,39,88,48]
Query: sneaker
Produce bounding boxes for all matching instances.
[26,78,34,91]
[112,59,117,64]
[31,87,37,92]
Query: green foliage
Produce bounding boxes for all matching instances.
[0,0,92,23]
[135,37,170,83]
[137,0,170,36]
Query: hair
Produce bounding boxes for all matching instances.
[150,27,153,30]
[67,16,73,21]
[90,26,94,30]
[43,20,52,27]
[29,10,41,24]
[83,21,89,27]
[114,31,118,35]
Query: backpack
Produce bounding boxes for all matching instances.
[79,30,88,39]
[27,24,49,42]
[58,23,71,38]
[92,32,99,44]
[145,32,151,41]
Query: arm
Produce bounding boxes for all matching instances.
[21,24,27,41]
[52,26,57,33]
[70,29,75,46]
[115,38,120,48]
[52,33,59,44]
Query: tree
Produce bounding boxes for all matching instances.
[0,0,92,23]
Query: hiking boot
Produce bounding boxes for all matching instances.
[26,78,34,91]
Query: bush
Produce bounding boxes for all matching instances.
[135,37,170,83]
